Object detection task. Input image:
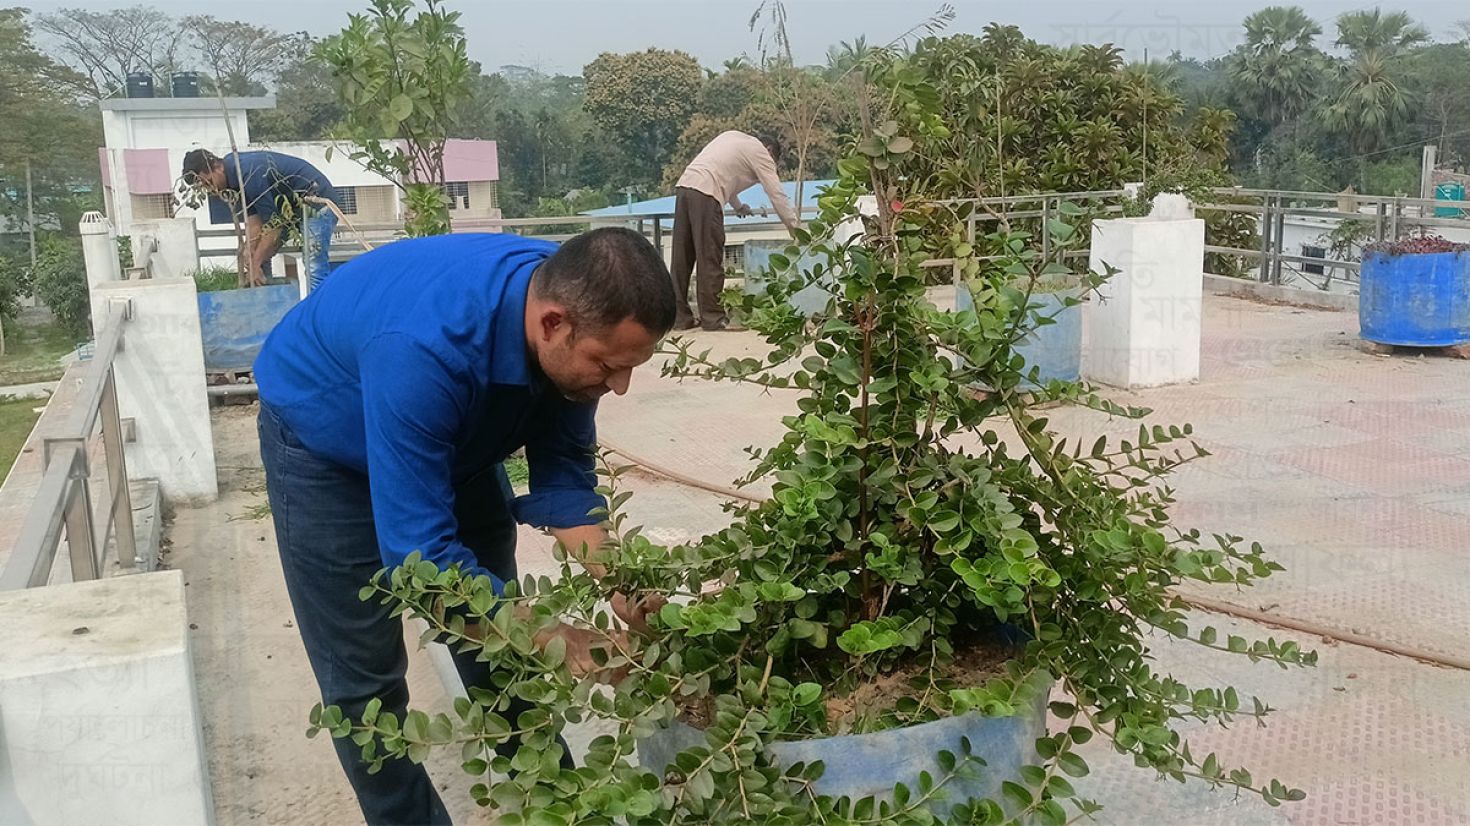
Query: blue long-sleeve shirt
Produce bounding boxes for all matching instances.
[254,233,604,589]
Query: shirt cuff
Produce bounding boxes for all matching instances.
[510,489,605,529]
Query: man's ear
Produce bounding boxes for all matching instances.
[537,304,570,343]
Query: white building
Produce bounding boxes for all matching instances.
[97,94,501,273]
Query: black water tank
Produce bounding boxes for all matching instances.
[171,72,200,98]
[125,71,154,99]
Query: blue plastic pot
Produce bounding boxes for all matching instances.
[955,285,1083,384]
[743,241,837,316]
[1359,250,1470,347]
[197,283,300,371]
[637,673,1049,818]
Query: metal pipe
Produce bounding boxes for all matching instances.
[598,437,1470,673]
[207,383,259,398]
[102,368,138,570]
[0,450,79,590]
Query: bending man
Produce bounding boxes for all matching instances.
[254,228,676,824]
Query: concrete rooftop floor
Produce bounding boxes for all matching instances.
[171,293,1470,825]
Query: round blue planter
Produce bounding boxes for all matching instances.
[637,674,1050,818]
[955,285,1083,384]
[1359,250,1470,347]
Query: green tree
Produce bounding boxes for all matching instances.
[1228,6,1325,128]
[33,5,184,99]
[823,35,872,80]
[29,235,88,335]
[315,0,473,236]
[1320,10,1426,156]
[1320,50,1414,155]
[451,62,509,142]
[1333,9,1428,54]
[0,9,100,253]
[1404,43,1470,162]
[249,55,347,142]
[181,15,304,96]
[583,48,703,185]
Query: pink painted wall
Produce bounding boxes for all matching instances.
[434,139,500,183]
[123,148,173,194]
[97,148,111,183]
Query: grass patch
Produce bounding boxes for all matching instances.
[0,396,43,481]
[0,317,77,385]
[229,500,273,522]
[505,455,529,490]
[194,266,242,293]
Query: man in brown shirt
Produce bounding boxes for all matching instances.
[671,130,800,330]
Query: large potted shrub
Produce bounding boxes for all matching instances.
[1358,235,1470,348]
[310,37,1313,825]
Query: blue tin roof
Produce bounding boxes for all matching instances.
[583,179,835,226]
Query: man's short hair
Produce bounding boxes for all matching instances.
[532,227,677,336]
[181,149,221,185]
[757,132,784,161]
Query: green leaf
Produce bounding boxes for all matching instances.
[388,93,414,122]
[1057,753,1090,777]
[542,634,567,669]
[793,683,822,706]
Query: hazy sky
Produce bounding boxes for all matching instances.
[21,0,1470,75]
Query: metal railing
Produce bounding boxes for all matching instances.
[1197,188,1470,289]
[0,303,142,590]
[194,205,820,270]
[191,187,1469,292]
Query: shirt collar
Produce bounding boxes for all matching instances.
[489,261,539,388]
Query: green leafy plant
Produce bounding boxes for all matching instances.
[192,266,241,293]
[29,235,88,336]
[0,253,32,329]
[310,31,1313,825]
[314,0,472,237]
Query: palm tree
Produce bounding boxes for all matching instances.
[824,36,870,79]
[1321,50,1412,154]
[1334,9,1428,56]
[1228,6,1325,127]
[1322,10,1425,156]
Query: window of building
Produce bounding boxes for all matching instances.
[131,193,175,220]
[1301,243,1326,275]
[443,181,470,210]
[723,243,745,272]
[336,187,359,215]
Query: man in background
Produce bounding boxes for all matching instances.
[181,148,340,290]
[671,130,800,331]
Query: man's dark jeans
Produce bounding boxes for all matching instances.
[258,401,524,825]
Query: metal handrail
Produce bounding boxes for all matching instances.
[0,305,141,590]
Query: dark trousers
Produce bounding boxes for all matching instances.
[670,187,727,328]
[258,402,529,825]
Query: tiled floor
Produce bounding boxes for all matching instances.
[184,293,1470,824]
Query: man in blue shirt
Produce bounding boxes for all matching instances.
[254,228,676,825]
[182,148,340,289]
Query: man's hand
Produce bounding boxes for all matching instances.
[610,591,667,635]
[551,525,611,578]
[533,622,630,682]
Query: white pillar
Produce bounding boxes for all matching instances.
[129,218,200,281]
[0,570,214,826]
[1085,198,1205,388]
[90,278,218,504]
[79,211,121,293]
